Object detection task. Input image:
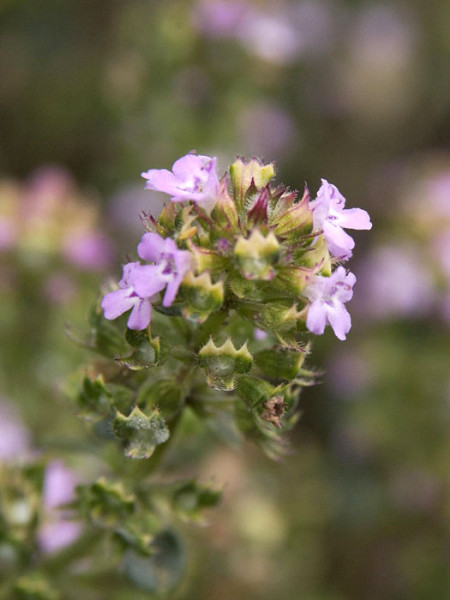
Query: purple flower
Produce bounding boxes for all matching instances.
[38,460,82,554]
[304,266,356,340]
[63,232,113,271]
[141,153,220,212]
[101,261,153,330]
[101,233,192,330]
[0,400,31,460]
[132,232,192,306]
[311,179,372,259]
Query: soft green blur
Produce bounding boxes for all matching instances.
[1,1,449,599]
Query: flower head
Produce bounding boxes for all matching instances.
[304,266,356,340]
[141,153,220,213]
[311,179,372,259]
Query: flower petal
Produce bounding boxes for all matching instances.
[142,169,179,195]
[172,153,205,180]
[327,302,351,341]
[306,300,327,335]
[137,232,167,262]
[101,287,137,320]
[127,299,152,330]
[323,221,355,259]
[128,264,167,298]
[337,207,372,230]
[162,276,182,307]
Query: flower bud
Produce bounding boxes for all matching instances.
[234,230,280,280]
[197,338,253,391]
[229,157,275,212]
[176,206,198,241]
[180,271,224,323]
[271,187,313,239]
[211,178,239,232]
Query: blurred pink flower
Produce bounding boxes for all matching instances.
[0,400,31,461]
[38,460,82,554]
[237,103,295,158]
[356,244,435,319]
[193,0,249,37]
[0,217,17,250]
[63,232,114,271]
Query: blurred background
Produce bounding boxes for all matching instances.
[1,1,449,599]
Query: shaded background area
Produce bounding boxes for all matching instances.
[1,1,449,599]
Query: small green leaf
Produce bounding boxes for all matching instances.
[89,304,128,357]
[236,375,275,408]
[172,481,221,523]
[122,529,185,594]
[137,379,183,420]
[76,376,112,422]
[254,346,307,380]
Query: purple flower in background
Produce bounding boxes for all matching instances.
[132,233,192,306]
[64,232,113,271]
[304,266,356,340]
[38,460,81,554]
[0,400,31,460]
[311,179,372,259]
[193,0,249,37]
[101,233,192,330]
[0,217,17,250]
[101,261,153,330]
[355,244,434,320]
[142,153,220,213]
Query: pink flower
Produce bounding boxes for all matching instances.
[102,261,153,330]
[38,461,82,554]
[63,232,113,271]
[311,179,372,259]
[101,233,192,330]
[141,153,220,213]
[131,232,192,307]
[0,400,31,460]
[304,266,356,340]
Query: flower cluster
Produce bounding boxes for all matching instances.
[103,153,371,341]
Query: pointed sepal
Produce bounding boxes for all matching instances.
[113,406,170,459]
[179,271,224,323]
[197,338,253,391]
[234,229,280,280]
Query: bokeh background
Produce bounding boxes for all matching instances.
[1,1,449,599]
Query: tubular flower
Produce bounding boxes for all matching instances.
[311,179,372,259]
[101,262,153,330]
[141,153,220,213]
[101,233,192,330]
[132,232,192,307]
[304,266,356,340]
